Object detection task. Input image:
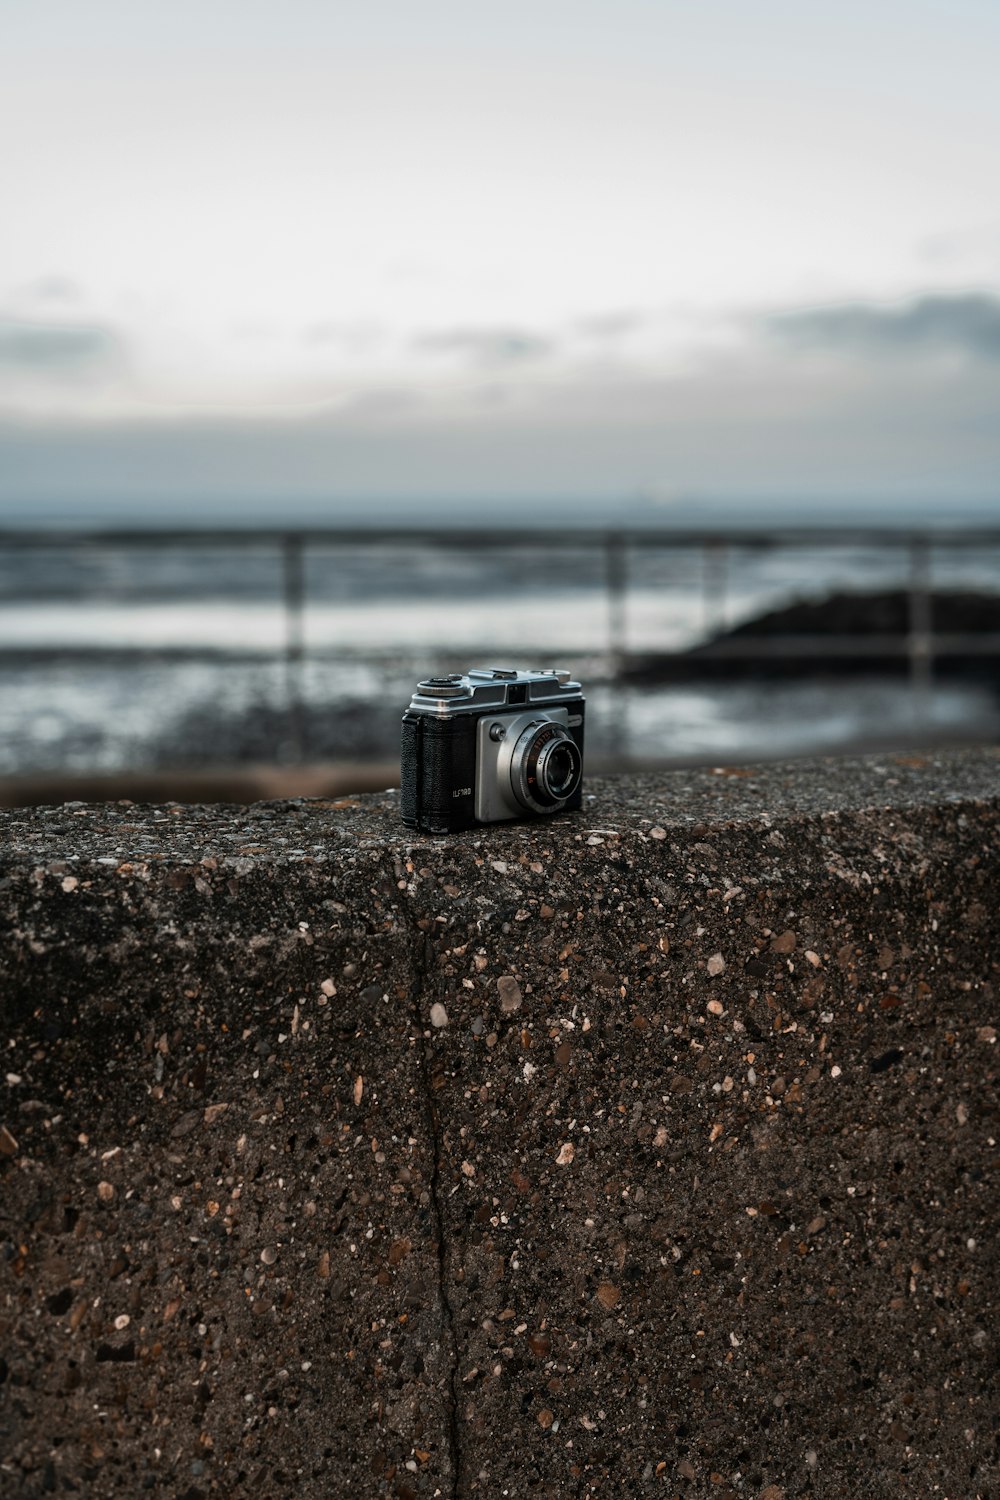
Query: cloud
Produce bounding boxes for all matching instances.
[412,326,554,365]
[575,311,643,342]
[918,221,1000,269]
[0,318,120,373]
[766,293,1000,361]
[302,320,384,354]
[4,352,1000,515]
[25,276,83,304]
[332,386,424,420]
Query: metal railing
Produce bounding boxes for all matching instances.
[1,523,999,760]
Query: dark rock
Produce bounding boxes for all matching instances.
[626,588,1000,683]
[95,1341,135,1363]
[869,1047,905,1072]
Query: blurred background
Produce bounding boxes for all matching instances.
[2,0,999,804]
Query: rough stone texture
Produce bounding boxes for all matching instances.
[1,750,998,1500]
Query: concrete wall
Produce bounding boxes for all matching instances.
[1,751,997,1500]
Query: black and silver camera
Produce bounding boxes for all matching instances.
[401,667,585,834]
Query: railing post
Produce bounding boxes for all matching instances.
[283,534,306,761]
[605,530,628,756]
[907,535,933,725]
[605,531,627,672]
[702,538,728,635]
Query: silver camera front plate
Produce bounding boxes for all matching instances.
[475,707,579,822]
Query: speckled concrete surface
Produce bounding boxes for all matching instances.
[1,751,998,1499]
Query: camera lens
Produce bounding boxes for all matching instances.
[509,721,582,813]
[542,741,578,799]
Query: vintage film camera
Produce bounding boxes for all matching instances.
[401,667,585,834]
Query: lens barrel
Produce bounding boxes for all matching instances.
[510,721,582,813]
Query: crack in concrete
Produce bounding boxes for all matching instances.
[402,893,463,1499]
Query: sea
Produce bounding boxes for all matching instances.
[1,516,998,776]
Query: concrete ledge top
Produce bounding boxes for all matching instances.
[1,748,997,863]
[2,747,998,1497]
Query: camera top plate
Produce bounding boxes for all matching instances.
[408,667,582,716]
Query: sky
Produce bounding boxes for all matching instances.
[2,0,1000,521]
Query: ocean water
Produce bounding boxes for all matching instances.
[0,533,997,774]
